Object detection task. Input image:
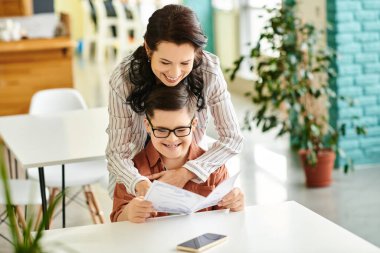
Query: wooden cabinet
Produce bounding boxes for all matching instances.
[0,37,74,115]
[0,12,74,116]
[0,0,33,17]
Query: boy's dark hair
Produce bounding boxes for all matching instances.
[145,82,197,118]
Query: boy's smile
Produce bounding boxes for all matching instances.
[162,143,181,149]
[144,108,197,170]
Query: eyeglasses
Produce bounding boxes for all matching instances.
[146,115,194,138]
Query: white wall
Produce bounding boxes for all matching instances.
[298,0,327,46]
[213,8,240,69]
[54,0,83,40]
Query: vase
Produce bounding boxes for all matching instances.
[298,149,336,187]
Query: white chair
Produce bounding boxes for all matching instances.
[0,179,50,243]
[0,176,49,243]
[27,88,107,226]
[1,147,51,242]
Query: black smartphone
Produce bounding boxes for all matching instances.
[176,233,227,252]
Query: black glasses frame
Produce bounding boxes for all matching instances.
[146,115,195,138]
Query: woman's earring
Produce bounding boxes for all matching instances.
[147,58,151,63]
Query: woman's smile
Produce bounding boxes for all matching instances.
[150,42,195,87]
[163,74,181,84]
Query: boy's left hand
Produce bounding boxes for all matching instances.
[218,187,245,212]
[147,167,195,188]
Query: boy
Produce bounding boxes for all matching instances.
[110,83,244,223]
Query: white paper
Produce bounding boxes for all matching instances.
[145,172,240,214]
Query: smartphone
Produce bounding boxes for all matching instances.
[176,233,227,252]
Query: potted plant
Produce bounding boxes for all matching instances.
[0,151,65,252]
[228,1,366,187]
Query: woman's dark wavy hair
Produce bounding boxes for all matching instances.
[124,4,207,114]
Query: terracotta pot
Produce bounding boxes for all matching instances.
[298,149,336,187]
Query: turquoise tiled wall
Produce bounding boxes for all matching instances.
[327,0,380,165]
[183,0,215,53]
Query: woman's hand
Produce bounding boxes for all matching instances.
[147,167,196,188]
[218,188,245,212]
[135,180,151,197]
[119,196,157,223]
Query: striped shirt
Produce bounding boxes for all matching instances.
[106,51,243,197]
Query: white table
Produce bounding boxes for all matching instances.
[0,107,108,227]
[41,201,380,253]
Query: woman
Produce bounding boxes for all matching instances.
[106,4,243,197]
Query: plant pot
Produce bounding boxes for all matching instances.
[298,149,336,187]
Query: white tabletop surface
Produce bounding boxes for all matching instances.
[0,107,108,168]
[41,201,380,253]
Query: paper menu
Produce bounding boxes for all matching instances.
[144,172,240,214]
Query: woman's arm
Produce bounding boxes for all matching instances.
[182,54,244,182]
[106,65,150,197]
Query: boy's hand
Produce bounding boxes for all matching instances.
[121,196,157,223]
[147,167,195,188]
[135,180,151,196]
[218,187,245,212]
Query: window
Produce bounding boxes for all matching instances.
[240,0,282,78]
[213,0,281,78]
[212,0,236,11]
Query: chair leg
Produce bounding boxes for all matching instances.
[34,205,43,231]
[12,206,23,242]
[46,188,59,229]
[83,185,105,224]
[15,206,27,229]
[83,185,98,224]
[0,207,23,243]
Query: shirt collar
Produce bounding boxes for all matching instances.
[145,140,204,169]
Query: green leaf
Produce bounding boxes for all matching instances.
[310,124,320,136]
[339,124,346,136]
[356,126,367,136]
[227,1,357,173]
